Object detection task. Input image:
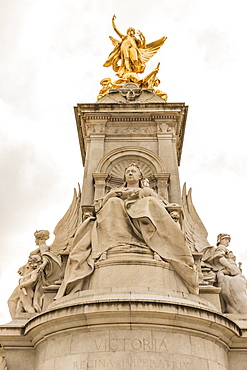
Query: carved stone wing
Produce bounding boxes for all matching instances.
[182,183,210,253]
[139,37,167,64]
[50,184,82,254]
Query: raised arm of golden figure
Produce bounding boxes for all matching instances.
[112,15,124,39]
[137,30,146,49]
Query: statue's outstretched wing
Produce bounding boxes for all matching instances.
[103,37,121,69]
[50,184,82,254]
[109,36,120,47]
[182,183,210,253]
[140,37,167,64]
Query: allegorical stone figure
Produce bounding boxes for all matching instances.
[56,163,198,299]
[28,230,62,311]
[8,230,62,317]
[8,255,42,317]
[203,233,247,313]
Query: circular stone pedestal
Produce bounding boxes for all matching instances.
[25,293,240,370]
[24,247,239,370]
[89,245,190,294]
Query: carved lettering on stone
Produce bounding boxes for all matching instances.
[71,358,191,369]
[93,337,168,352]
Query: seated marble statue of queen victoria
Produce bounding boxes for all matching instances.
[55,164,198,299]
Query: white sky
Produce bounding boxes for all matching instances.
[1,0,247,324]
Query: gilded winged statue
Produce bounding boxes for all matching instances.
[103,15,167,78]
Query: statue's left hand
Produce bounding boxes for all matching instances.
[137,30,144,38]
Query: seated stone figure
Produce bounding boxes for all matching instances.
[56,164,198,299]
[203,233,247,313]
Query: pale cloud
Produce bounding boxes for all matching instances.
[195,26,234,69]
[1,0,247,324]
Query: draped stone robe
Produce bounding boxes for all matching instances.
[56,188,198,299]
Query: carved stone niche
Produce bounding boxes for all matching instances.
[93,147,170,203]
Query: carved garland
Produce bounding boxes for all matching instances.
[106,126,156,135]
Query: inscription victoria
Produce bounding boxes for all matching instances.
[94,337,168,352]
[69,336,191,369]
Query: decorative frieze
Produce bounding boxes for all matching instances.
[85,122,106,135]
[106,125,156,135]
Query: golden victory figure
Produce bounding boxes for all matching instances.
[99,15,168,100]
[104,15,166,78]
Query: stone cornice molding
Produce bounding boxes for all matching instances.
[24,294,241,348]
[75,103,188,166]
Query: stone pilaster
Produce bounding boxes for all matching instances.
[92,172,109,200]
[154,173,170,200]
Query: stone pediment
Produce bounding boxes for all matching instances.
[97,82,165,103]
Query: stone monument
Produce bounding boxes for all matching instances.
[1,15,247,370]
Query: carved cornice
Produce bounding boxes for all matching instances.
[75,102,188,167]
[74,106,86,165]
[83,115,110,120]
[109,117,153,122]
[152,114,177,120]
